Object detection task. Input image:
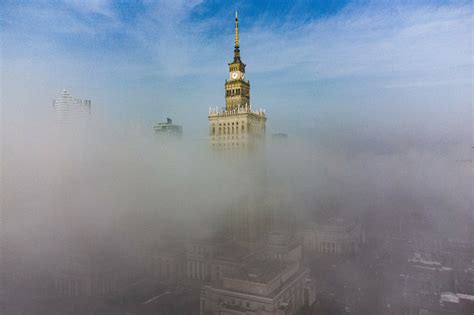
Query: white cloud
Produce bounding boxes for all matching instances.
[4,1,470,82]
[241,3,472,86]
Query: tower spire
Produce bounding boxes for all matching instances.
[233,10,241,63]
[235,10,239,48]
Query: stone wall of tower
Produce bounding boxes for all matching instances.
[225,80,250,111]
[208,111,265,153]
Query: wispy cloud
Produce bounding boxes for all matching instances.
[243,3,472,84]
[63,0,116,18]
[3,1,470,79]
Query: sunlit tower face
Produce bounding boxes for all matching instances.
[208,11,266,154]
[225,11,250,112]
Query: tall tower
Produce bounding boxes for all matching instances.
[208,12,269,244]
[209,11,266,153]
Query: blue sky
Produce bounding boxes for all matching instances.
[2,0,472,153]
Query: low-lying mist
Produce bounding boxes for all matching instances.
[1,111,471,313]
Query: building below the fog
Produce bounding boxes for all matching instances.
[197,232,314,315]
[52,89,91,123]
[300,219,365,256]
[185,237,250,284]
[153,118,183,138]
[200,259,314,315]
[149,241,185,285]
[188,11,314,315]
[439,292,474,314]
[148,230,314,314]
[52,248,124,298]
[271,133,288,145]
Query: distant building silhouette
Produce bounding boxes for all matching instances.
[271,133,288,145]
[300,219,365,256]
[52,89,91,123]
[153,118,183,138]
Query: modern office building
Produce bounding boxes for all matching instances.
[153,118,183,138]
[52,89,91,123]
[271,133,288,143]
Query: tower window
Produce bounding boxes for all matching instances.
[212,127,215,135]
[237,89,241,95]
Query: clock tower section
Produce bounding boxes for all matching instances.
[225,12,250,111]
[208,11,266,153]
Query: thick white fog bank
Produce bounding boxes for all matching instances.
[2,112,471,256]
[270,138,471,234]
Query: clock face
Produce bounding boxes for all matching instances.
[231,72,238,79]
